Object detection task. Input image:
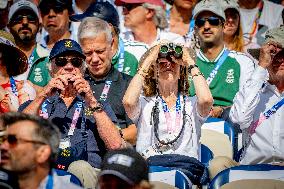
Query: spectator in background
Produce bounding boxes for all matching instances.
[77,17,137,145]
[0,112,82,189]
[115,0,185,45]
[20,39,124,188]
[123,41,213,185]
[209,25,284,179]
[189,0,255,119]
[98,148,151,189]
[0,31,36,113]
[70,1,148,77]
[238,0,283,48]
[8,0,50,86]
[0,0,12,31]
[39,0,75,50]
[218,0,244,52]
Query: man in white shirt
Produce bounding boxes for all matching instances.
[209,25,284,179]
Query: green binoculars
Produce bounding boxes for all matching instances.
[159,43,183,59]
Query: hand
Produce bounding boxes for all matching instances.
[139,45,160,72]
[42,74,73,97]
[181,47,196,67]
[209,106,223,118]
[259,41,281,69]
[70,75,97,107]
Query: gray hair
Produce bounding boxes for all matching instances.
[78,17,113,43]
[142,3,168,29]
[0,112,61,167]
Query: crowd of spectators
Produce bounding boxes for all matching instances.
[0,0,283,188]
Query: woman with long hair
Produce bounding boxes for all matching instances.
[0,31,36,113]
[123,41,213,181]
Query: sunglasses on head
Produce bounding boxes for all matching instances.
[11,14,38,24]
[2,134,46,146]
[195,16,222,28]
[40,6,66,15]
[55,57,84,68]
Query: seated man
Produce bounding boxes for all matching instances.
[20,39,124,188]
[209,25,284,179]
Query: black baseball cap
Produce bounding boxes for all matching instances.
[70,1,120,29]
[49,39,85,60]
[39,0,73,13]
[99,148,149,185]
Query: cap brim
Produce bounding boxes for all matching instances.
[99,170,135,185]
[49,49,86,60]
[115,0,144,6]
[69,13,87,22]
[194,9,225,20]
[247,48,260,60]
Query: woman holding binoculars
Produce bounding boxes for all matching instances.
[123,41,213,160]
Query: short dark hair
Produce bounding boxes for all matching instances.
[0,112,60,166]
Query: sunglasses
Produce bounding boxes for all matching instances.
[195,17,222,28]
[55,57,84,68]
[40,6,66,15]
[123,3,143,12]
[11,15,38,24]
[2,134,46,146]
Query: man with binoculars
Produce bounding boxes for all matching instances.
[123,40,213,184]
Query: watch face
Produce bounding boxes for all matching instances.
[84,102,104,116]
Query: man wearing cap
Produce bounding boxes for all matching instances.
[8,0,50,86]
[189,0,255,119]
[115,0,185,45]
[98,148,152,189]
[70,1,148,77]
[209,25,284,179]
[0,0,13,31]
[0,112,82,189]
[38,0,76,50]
[20,39,124,188]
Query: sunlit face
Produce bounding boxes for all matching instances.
[9,9,39,43]
[80,33,113,79]
[156,57,181,82]
[122,3,147,29]
[195,11,224,45]
[41,6,70,36]
[0,121,41,172]
[223,8,240,38]
[173,0,198,10]
[269,49,284,80]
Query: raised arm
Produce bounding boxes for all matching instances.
[183,47,213,117]
[123,45,160,120]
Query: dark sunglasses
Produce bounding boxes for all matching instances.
[2,134,46,146]
[55,57,84,68]
[123,3,143,12]
[195,17,222,28]
[40,6,66,15]
[11,14,38,24]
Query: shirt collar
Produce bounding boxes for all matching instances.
[198,46,227,62]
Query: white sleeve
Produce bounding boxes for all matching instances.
[229,66,268,129]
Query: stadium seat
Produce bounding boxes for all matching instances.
[208,164,284,189]
[201,117,235,159]
[149,166,192,189]
[55,169,82,186]
[201,144,214,166]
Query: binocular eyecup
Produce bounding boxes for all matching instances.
[158,43,183,59]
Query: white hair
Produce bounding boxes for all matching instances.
[143,3,168,29]
[77,17,113,43]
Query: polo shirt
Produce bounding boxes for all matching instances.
[85,66,133,129]
[19,95,118,169]
[189,47,255,107]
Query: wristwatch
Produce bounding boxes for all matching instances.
[85,102,104,116]
[188,64,199,73]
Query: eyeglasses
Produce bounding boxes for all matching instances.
[2,134,46,146]
[195,17,222,28]
[11,15,38,24]
[159,43,183,59]
[122,3,143,12]
[55,57,84,68]
[40,6,66,15]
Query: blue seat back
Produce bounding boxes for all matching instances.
[55,169,82,186]
[201,144,214,166]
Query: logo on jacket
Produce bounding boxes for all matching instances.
[226,69,234,83]
[34,68,43,83]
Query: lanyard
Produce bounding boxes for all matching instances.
[99,80,112,101]
[206,49,230,85]
[248,0,264,42]
[45,173,53,189]
[249,97,284,135]
[40,100,83,136]
[166,10,195,38]
[117,38,125,72]
[28,48,36,65]
[9,77,18,97]
[160,94,182,133]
